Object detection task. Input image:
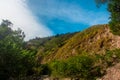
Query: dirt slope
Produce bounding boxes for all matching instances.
[100,63,120,80]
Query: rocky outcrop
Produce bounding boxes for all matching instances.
[100,63,120,80]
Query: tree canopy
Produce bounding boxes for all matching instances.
[95,0,120,35]
[0,20,36,80]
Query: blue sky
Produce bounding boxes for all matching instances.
[0,0,109,40]
[27,0,110,34]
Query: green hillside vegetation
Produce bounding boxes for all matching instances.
[27,32,77,62]
[36,24,120,63]
[1,20,120,80]
[47,49,120,80]
[27,33,76,50]
[27,24,120,79]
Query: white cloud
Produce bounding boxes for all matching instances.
[53,7,109,25]
[62,8,110,25]
[0,0,53,40]
[32,0,109,26]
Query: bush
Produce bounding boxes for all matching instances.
[49,55,98,79]
[49,60,67,77]
[66,55,94,79]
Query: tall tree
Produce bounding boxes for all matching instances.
[95,0,120,35]
[0,20,35,80]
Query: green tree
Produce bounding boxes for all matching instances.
[0,20,35,80]
[108,0,120,35]
[49,55,96,79]
[49,60,67,78]
[65,55,94,79]
[95,0,120,35]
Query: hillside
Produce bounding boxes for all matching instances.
[25,24,120,79]
[27,24,120,64]
[53,24,120,59]
[32,24,119,63]
[26,32,77,62]
[26,32,76,50]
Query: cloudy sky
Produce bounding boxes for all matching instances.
[0,0,109,40]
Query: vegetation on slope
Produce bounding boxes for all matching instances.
[1,20,120,80]
[25,24,120,80]
[47,49,120,80]
[39,24,120,63]
[27,32,77,63]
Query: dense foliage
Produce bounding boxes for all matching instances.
[108,0,120,35]
[47,49,120,80]
[0,20,37,80]
[49,55,95,79]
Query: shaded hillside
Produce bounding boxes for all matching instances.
[26,33,76,50]
[37,24,120,63]
[26,32,77,62]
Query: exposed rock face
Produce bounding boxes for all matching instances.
[101,63,120,80]
[113,35,120,49]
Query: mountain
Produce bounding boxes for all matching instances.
[27,24,120,63]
